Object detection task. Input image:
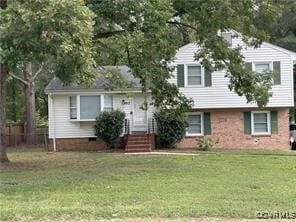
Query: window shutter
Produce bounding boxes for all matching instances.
[204,112,211,135]
[245,62,252,71]
[177,64,184,87]
[271,111,278,134]
[273,61,281,85]
[244,112,251,134]
[204,68,212,87]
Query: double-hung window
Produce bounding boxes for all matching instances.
[251,111,271,135]
[104,95,113,112]
[69,95,114,121]
[254,63,271,74]
[187,113,203,136]
[187,65,202,86]
[69,96,77,119]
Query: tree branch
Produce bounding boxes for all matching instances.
[9,72,29,86]
[167,20,199,32]
[94,29,126,39]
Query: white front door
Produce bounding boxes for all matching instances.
[133,95,147,132]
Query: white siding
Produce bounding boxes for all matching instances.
[48,93,155,138]
[170,40,294,108]
[48,38,295,139]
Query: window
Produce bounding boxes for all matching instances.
[187,113,203,135]
[104,95,113,111]
[80,96,101,120]
[251,111,270,135]
[69,95,116,120]
[221,32,232,45]
[254,63,271,74]
[69,96,77,119]
[187,65,202,86]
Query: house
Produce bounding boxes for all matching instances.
[46,35,296,151]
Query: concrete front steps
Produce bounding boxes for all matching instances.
[125,133,154,152]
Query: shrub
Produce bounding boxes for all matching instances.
[197,137,216,151]
[154,109,188,148]
[95,110,125,148]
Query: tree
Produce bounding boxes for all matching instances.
[0,0,96,162]
[0,0,9,163]
[87,0,280,109]
[1,0,283,162]
[255,0,296,120]
[6,76,25,123]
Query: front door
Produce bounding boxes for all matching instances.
[133,95,147,132]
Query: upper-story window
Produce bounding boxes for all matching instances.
[221,32,232,45]
[254,63,271,74]
[187,65,203,86]
[69,95,113,121]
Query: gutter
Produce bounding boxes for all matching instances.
[45,88,144,95]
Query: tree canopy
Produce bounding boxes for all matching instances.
[87,0,281,108]
[0,0,289,162]
[0,0,97,85]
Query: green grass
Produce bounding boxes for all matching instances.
[0,149,296,221]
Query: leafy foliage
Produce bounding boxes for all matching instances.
[154,109,188,148]
[95,110,125,148]
[197,137,217,151]
[88,0,281,108]
[6,76,25,123]
[0,0,96,85]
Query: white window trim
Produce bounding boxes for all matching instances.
[69,95,113,122]
[251,111,271,135]
[185,64,204,87]
[186,112,204,136]
[103,95,114,111]
[69,96,78,120]
[252,62,273,73]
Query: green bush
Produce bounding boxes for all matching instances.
[197,137,216,151]
[154,109,188,148]
[95,110,125,148]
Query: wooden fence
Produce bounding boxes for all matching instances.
[5,123,48,147]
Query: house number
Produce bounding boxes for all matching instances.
[122,100,130,105]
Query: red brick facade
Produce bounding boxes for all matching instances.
[49,138,107,151]
[177,108,290,150]
[50,108,290,151]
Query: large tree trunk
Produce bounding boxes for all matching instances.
[24,63,36,145]
[0,64,9,163]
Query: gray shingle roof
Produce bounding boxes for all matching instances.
[45,66,142,91]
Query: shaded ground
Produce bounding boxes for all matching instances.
[0,149,295,221]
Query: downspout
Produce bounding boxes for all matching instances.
[49,93,56,152]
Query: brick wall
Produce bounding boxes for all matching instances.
[49,138,106,151]
[177,108,290,150]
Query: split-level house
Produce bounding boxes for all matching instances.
[46,34,296,151]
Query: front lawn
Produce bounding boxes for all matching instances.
[0,149,295,221]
